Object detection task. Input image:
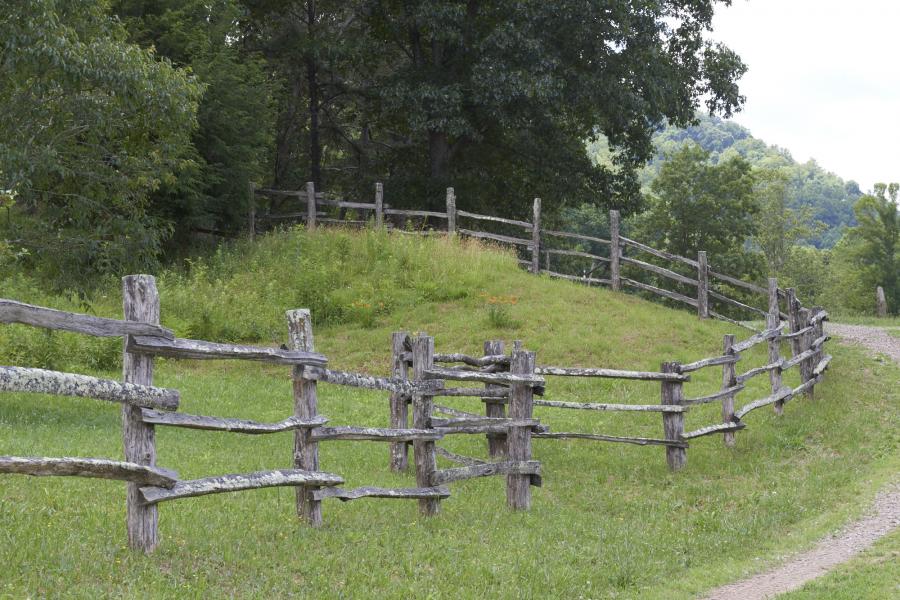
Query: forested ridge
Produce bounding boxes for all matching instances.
[589,113,861,249]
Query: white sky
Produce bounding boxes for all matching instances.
[711,0,900,192]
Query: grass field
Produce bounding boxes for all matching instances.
[1,229,898,598]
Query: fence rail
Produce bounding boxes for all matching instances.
[427,274,830,475]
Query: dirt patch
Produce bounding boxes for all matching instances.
[702,323,900,599]
[825,323,900,363]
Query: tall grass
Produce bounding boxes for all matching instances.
[156,227,516,342]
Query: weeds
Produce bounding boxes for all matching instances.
[481,293,520,328]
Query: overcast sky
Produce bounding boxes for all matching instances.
[711,0,900,192]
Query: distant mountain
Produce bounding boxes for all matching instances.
[590,114,860,248]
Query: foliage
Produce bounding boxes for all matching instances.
[636,143,762,279]
[0,0,201,289]
[752,168,824,276]
[589,113,861,248]
[780,245,829,308]
[112,0,276,247]
[839,183,899,314]
[240,0,746,220]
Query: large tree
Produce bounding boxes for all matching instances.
[242,0,746,217]
[844,183,899,313]
[637,143,761,277]
[0,0,200,288]
[751,167,823,276]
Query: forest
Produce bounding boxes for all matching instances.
[0,0,897,315]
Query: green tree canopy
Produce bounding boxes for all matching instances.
[241,0,746,219]
[751,168,823,276]
[112,0,275,245]
[843,183,899,313]
[636,143,761,278]
[1,0,200,287]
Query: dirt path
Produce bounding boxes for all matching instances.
[702,323,900,600]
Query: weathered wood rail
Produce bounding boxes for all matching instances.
[427,276,831,473]
[1,284,496,552]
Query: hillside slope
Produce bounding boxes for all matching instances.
[0,228,897,598]
[2,228,745,373]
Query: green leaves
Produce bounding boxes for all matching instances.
[844,184,900,313]
[638,142,761,279]
[1,0,201,289]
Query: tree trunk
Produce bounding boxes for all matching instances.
[306,0,322,189]
[429,130,450,180]
[273,76,303,190]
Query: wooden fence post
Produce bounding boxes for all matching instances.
[876,286,888,317]
[446,187,456,234]
[248,182,256,241]
[122,274,160,553]
[531,198,541,274]
[507,346,536,510]
[287,309,322,526]
[767,278,786,415]
[721,334,737,447]
[411,334,440,516]
[697,251,709,318]
[483,340,507,459]
[798,307,813,398]
[610,209,621,291]
[786,287,802,363]
[808,305,825,400]
[306,181,317,231]
[375,182,384,229]
[661,361,686,471]
[389,332,411,471]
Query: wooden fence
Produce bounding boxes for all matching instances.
[2,184,833,552]
[251,183,784,329]
[0,281,543,553]
[1,268,831,553]
[422,277,831,475]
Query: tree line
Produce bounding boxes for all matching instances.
[3,1,895,315]
[1,0,745,287]
[569,143,898,315]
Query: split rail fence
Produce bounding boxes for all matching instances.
[251,182,783,329]
[2,269,831,553]
[0,279,543,553]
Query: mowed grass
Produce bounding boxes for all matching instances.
[1,229,898,598]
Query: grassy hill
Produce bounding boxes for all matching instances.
[1,228,898,598]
